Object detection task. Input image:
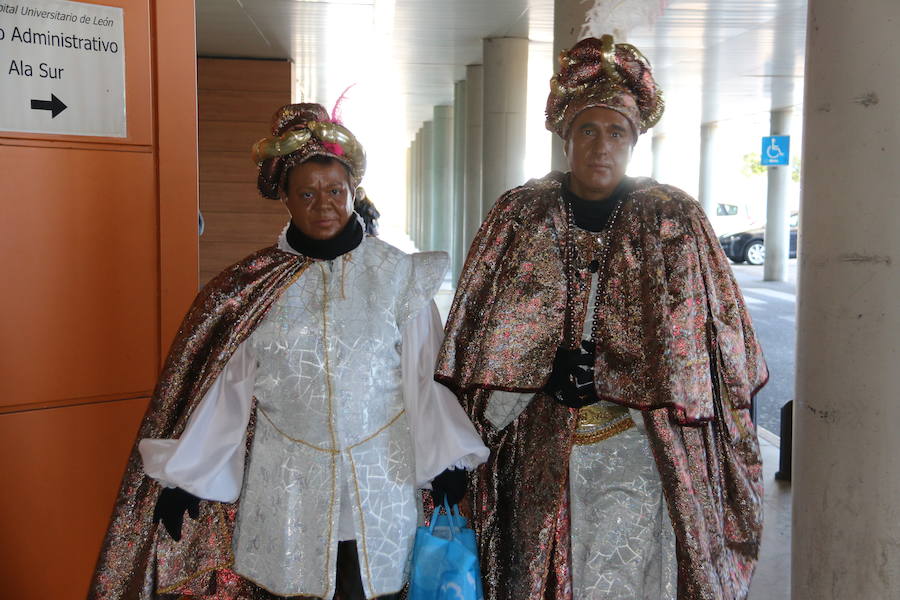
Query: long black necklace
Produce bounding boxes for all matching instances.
[561,194,625,349]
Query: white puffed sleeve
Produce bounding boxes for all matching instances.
[139,341,257,502]
[402,301,489,488]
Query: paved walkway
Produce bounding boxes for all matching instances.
[750,435,791,600]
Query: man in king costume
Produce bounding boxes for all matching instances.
[436,36,768,600]
[89,102,488,600]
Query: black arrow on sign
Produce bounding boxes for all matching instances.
[30,94,67,118]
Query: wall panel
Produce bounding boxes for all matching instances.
[199,90,292,122]
[198,58,290,92]
[198,58,292,286]
[0,398,149,600]
[199,120,269,152]
[0,147,158,409]
[199,182,288,214]
[0,1,199,598]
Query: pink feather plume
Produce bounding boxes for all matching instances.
[330,83,357,124]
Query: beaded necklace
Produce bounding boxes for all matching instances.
[562,193,625,349]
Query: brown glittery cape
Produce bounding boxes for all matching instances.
[436,173,768,600]
[88,247,312,600]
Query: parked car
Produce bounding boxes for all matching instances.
[719,213,798,265]
[711,202,753,237]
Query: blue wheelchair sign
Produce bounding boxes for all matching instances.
[761,135,790,166]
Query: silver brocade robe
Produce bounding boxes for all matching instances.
[567,226,677,599]
[232,237,447,598]
[485,226,678,599]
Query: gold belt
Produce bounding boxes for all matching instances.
[573,402,634,445]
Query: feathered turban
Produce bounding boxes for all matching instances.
[545,34,664,140]
[253,103,367,200]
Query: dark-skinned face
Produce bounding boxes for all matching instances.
[564,106,635,201]
[283,159,354,240]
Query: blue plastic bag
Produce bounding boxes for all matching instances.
[408,500,484,600]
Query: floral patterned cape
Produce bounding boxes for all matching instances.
[436,172,768,600]
[88,247,312,600]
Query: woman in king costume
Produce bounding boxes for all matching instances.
[89,103,488,600]
[436,36,768,600]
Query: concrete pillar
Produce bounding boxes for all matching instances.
[421,121,433,250]
[431,106,454,255]
[465,64,484,244]
[452,80,467,281]
[764,108,792,281]
[793,2,900,598]
[410,135,419,243]
[416,128,425,247]
[482,37,528,216]
[697,122,717,216]
[405,146,412,237]
[411,130,421,246]
[651,134,665,181]
[551,0,587,172]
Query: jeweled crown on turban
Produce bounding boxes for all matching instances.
[253,102,367,200]
[545,34,664,140]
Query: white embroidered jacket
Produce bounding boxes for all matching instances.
[139,233,489,598]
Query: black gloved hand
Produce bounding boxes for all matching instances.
[431,468,467,507]
[545,341,598,408]
[153,486,200,542]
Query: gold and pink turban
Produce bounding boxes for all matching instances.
[253,102,366,199]
[545,34,664,140]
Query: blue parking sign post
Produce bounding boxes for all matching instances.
[761,135,790,166]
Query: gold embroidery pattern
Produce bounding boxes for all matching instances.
[573,403,634,445]
[348,410,406,450]
[573,415,634,445]
[320,263,338,599]
[577,402,629,427]
[347,450,377,598]
[256,406,406,454]
[344,409,407,597]
[256,407,340,454]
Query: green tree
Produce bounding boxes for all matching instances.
[741,153,766,177]
[742,152,802,182]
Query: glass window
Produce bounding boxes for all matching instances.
[717,203,738,216]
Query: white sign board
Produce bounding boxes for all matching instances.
[0,0,126,137]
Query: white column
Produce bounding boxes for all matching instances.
[793,2,900,598]
[763,108,792,282]
[651,134,665,181]
[465,64,484,244]
[482,37,529,217]
[452,80,467,281]
[431,106,454,255]
[405,146,412,237]
[411,132,420,245]
[697,122,717,216]
[412,129,421,247]
[421,121,433,250]
[551,0,587,172]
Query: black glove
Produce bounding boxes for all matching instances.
[431,468,467,507]
[545,341,598,408]
[153,486,200,542]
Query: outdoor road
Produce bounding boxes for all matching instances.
[730,260,798,437]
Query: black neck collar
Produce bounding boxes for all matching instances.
[285,215,364,260]
[564,176,633,233]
